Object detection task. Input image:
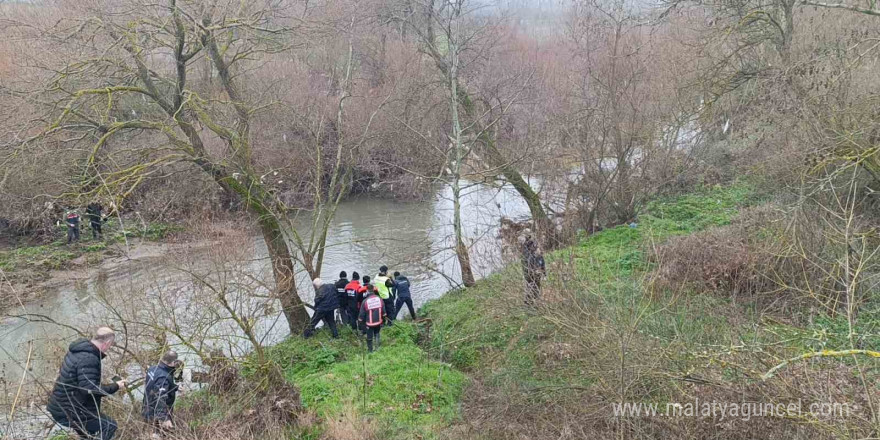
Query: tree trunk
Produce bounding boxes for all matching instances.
[449,41,476,287]
[482,133,558,247]
[457,88,558,248]
[258,215,310,334]
[453,180,476,287]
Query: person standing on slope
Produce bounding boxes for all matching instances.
[143,350,182,435]
[358,285,386,352]
[335,271,350,326]
[47,327,126,440]
[373,265,396,326]
[521,235,546,305]
[393,271,416,320]
[303,278,340,338]
[343,272,365,330]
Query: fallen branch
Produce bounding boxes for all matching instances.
[762,349,880,380]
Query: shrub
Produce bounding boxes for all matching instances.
[654,224,770,298]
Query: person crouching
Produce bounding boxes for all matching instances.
[143,350,181,437]
[358,285,386,352]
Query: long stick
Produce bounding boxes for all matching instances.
[762,349,880,380]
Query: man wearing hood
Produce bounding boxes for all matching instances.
[47,327,126,440]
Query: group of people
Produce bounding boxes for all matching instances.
[64,202,105,244]
[44,241,544,440]
[47,328,181,440]
[304,265,416,352]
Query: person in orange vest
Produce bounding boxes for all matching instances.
[358,285,386,352]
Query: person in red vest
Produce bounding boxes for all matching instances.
[65,210,81,244]
[343,272,366,331]
[358,285,386,352]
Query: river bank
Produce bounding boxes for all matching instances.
[6,183,874,439]
[219,183,876,440]
[0,222,196,314]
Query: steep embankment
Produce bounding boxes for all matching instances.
[421,182,878,439]
[185,183,876,440]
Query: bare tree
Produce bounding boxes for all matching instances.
[6,0,312,332]
[399,0,557,248]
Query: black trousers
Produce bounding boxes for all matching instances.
[70,415,118,440]
[346,306,359,330]
[365,326,381,352]
[383,298,395,322]
[394,297,416,320]
[67,227,80,243]
[303,310,339,338]
[90,221,102,238]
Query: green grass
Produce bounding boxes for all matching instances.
[170,183,878,437]
[262,323,466,439]
[416,183,770,424]
[563,182,759,282]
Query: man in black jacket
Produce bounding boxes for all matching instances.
[47,327,125,440]
[521,235,546,305]
[303,278,340,338]
[393,271,417,320]
[86,202,104,239]
[334,271,349,326]
[143,350,181,433]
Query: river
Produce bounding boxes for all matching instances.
[0,182,532,435]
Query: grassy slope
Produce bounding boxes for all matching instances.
[259,183,764,438]
[423,183,759,379]
[263,323,465,439]
[422,182,877,439]
[209,182,876,438]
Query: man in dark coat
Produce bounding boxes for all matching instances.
[86,202,104,239]
[303,278,340,338]
[143,350,181,432]
[334,271,350,326]
[393,271,416,320]
[47,327,125,440]
[521,235,546,305]
[343,272,365,330]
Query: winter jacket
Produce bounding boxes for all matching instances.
[314,284,340,312]
[394,276,412,298]
[142,363,178,422]
[344,280,364,308]
[335,278,349,308]
[521,245,545,278]
[358,293,385,327]
[373,275,394,299]
[86,203,103,224]
[66,213,80,229]
[47,339,119,424]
